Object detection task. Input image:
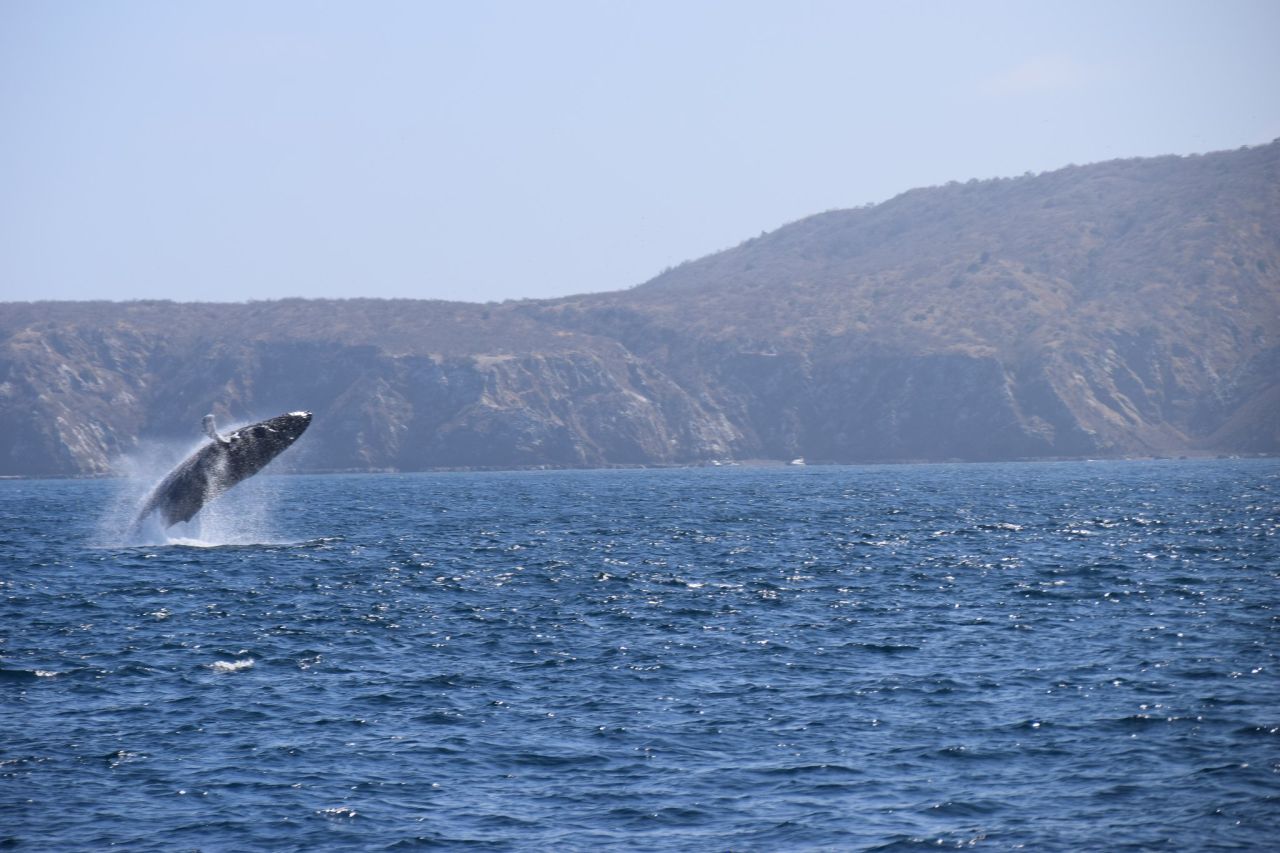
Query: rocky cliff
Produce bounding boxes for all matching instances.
[3,142,1277,476]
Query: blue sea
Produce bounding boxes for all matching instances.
[2,460,1277,851]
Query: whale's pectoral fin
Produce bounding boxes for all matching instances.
[202,414,229,445]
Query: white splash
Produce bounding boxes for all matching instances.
[208,658,255,673]
[317,806,358,818]
[98,430,290,548]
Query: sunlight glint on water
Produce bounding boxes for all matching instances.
[3,459,1278,851]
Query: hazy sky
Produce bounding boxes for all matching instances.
[3,1,1277,304]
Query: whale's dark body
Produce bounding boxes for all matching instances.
[135,411,312,529]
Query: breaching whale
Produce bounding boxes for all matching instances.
[133,411,312,529]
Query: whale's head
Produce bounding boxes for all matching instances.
[236,410,313,451]
[272,410,313,444]
[279,409,308,435]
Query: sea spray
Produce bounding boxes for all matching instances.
[98,429,289,547]
[94,436,195,546]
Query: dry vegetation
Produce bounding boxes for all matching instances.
[2,142,1277,474]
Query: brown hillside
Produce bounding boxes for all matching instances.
[2,142,1276,475]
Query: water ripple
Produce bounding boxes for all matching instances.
[2,460,1278,850]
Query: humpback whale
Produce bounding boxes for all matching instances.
[133,411,312,529]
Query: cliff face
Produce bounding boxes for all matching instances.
[0,323,152,475]
[0,331,742,475]
[2,142,1277,476]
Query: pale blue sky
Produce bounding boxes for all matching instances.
[2,0,1277,303]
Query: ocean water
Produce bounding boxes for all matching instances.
[1,459,1277,851]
